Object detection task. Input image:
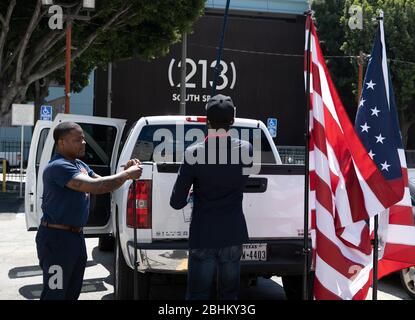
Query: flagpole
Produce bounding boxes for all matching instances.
[302,9,313,301]
[371,9,384,301]
[373,215,379,300]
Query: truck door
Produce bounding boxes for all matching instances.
[25,120,52,230]
[35,114,126,235]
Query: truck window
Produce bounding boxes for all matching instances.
[35,128,50,180]
[132,124,276,164]
[36,128,50,166]
[79,124,116,166]
[50,124,116,166]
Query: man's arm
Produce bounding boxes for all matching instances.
[67,163,142,194]
[67,172,130,194]
[170,151,195,210]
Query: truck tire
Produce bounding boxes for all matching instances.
[282,273,314,300]
[98,235,115,252]
[114,233,151,300]
[399,267,415,299]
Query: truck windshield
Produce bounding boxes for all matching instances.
[132,124,276,164]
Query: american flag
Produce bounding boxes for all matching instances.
[305,16,404,300]
[355,15,415,281]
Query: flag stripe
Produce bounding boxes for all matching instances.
[315,201,373,265]
[313,277,342,300]
[387,225,415,246]
[316,228,364,279]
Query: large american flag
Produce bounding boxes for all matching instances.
[305,16,405,300]
[355,16,415,281]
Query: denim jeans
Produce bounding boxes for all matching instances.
[186,245,243,300]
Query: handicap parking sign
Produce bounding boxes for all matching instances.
[267,118,277,138]
[40,105,52,121]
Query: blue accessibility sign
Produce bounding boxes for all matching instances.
[267,118,277,138]
[40,105,52,121]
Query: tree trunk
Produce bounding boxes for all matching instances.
[0,82,29,126]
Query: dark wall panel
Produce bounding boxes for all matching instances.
[95,12,307,146]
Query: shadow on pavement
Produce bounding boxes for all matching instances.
[9,261,97,279]
[18,277,109,300]
[0,192,24,213]
[91,246,113,286]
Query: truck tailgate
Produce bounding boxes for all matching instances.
[243,165,305,238]
[151,163,305,240]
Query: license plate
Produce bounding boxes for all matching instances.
[241,243,267,261]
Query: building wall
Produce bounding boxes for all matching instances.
[206,0,309,14]
[94,11,307,146]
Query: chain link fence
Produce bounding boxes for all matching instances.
[277,146,306,165]
[0,140,30,193]
[277,146,415,168]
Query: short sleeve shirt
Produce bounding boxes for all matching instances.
[41,153,94,227]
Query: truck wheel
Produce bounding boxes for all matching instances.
[399,267,415,299]
[282,273,314,300]
[98,235,115,252]
[114,233,151,300]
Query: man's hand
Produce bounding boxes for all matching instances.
[125,162,142,180]
[124,158,141,170]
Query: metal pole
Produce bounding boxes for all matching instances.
[107,62,112,118]
[2,159,6,192]
[357,51,364,104]
[65,20,72,114]
[302,12,313,301]
[212,0,231,96]
[132,179,139,300]
[179,32,187,115]
[372,215,379,300]
[19,125,24,198]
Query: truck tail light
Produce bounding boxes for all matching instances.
[186,116,206,123]
[127,180,152,229]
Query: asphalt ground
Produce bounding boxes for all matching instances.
[0,192,412,301]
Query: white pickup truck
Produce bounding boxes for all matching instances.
[25,113,309,300]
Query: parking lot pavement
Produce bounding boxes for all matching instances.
[0,210,411,300]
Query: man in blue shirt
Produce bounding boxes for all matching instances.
[36,122,142,300]
[170,94,253,300]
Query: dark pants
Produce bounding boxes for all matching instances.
[186,245,243,300]
[35,225,87,300]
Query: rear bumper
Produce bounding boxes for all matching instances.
[126,238,311,277]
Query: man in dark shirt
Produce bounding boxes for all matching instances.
[36,122,142,300]
[170,94,252,300]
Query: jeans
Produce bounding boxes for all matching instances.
[186,245,243,300]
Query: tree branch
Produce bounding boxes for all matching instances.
[28,4,132,84]
[15,0,43,83]
[23,31,66,78]
[0,0,17,73]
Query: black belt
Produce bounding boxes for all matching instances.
[41,221,83,234]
